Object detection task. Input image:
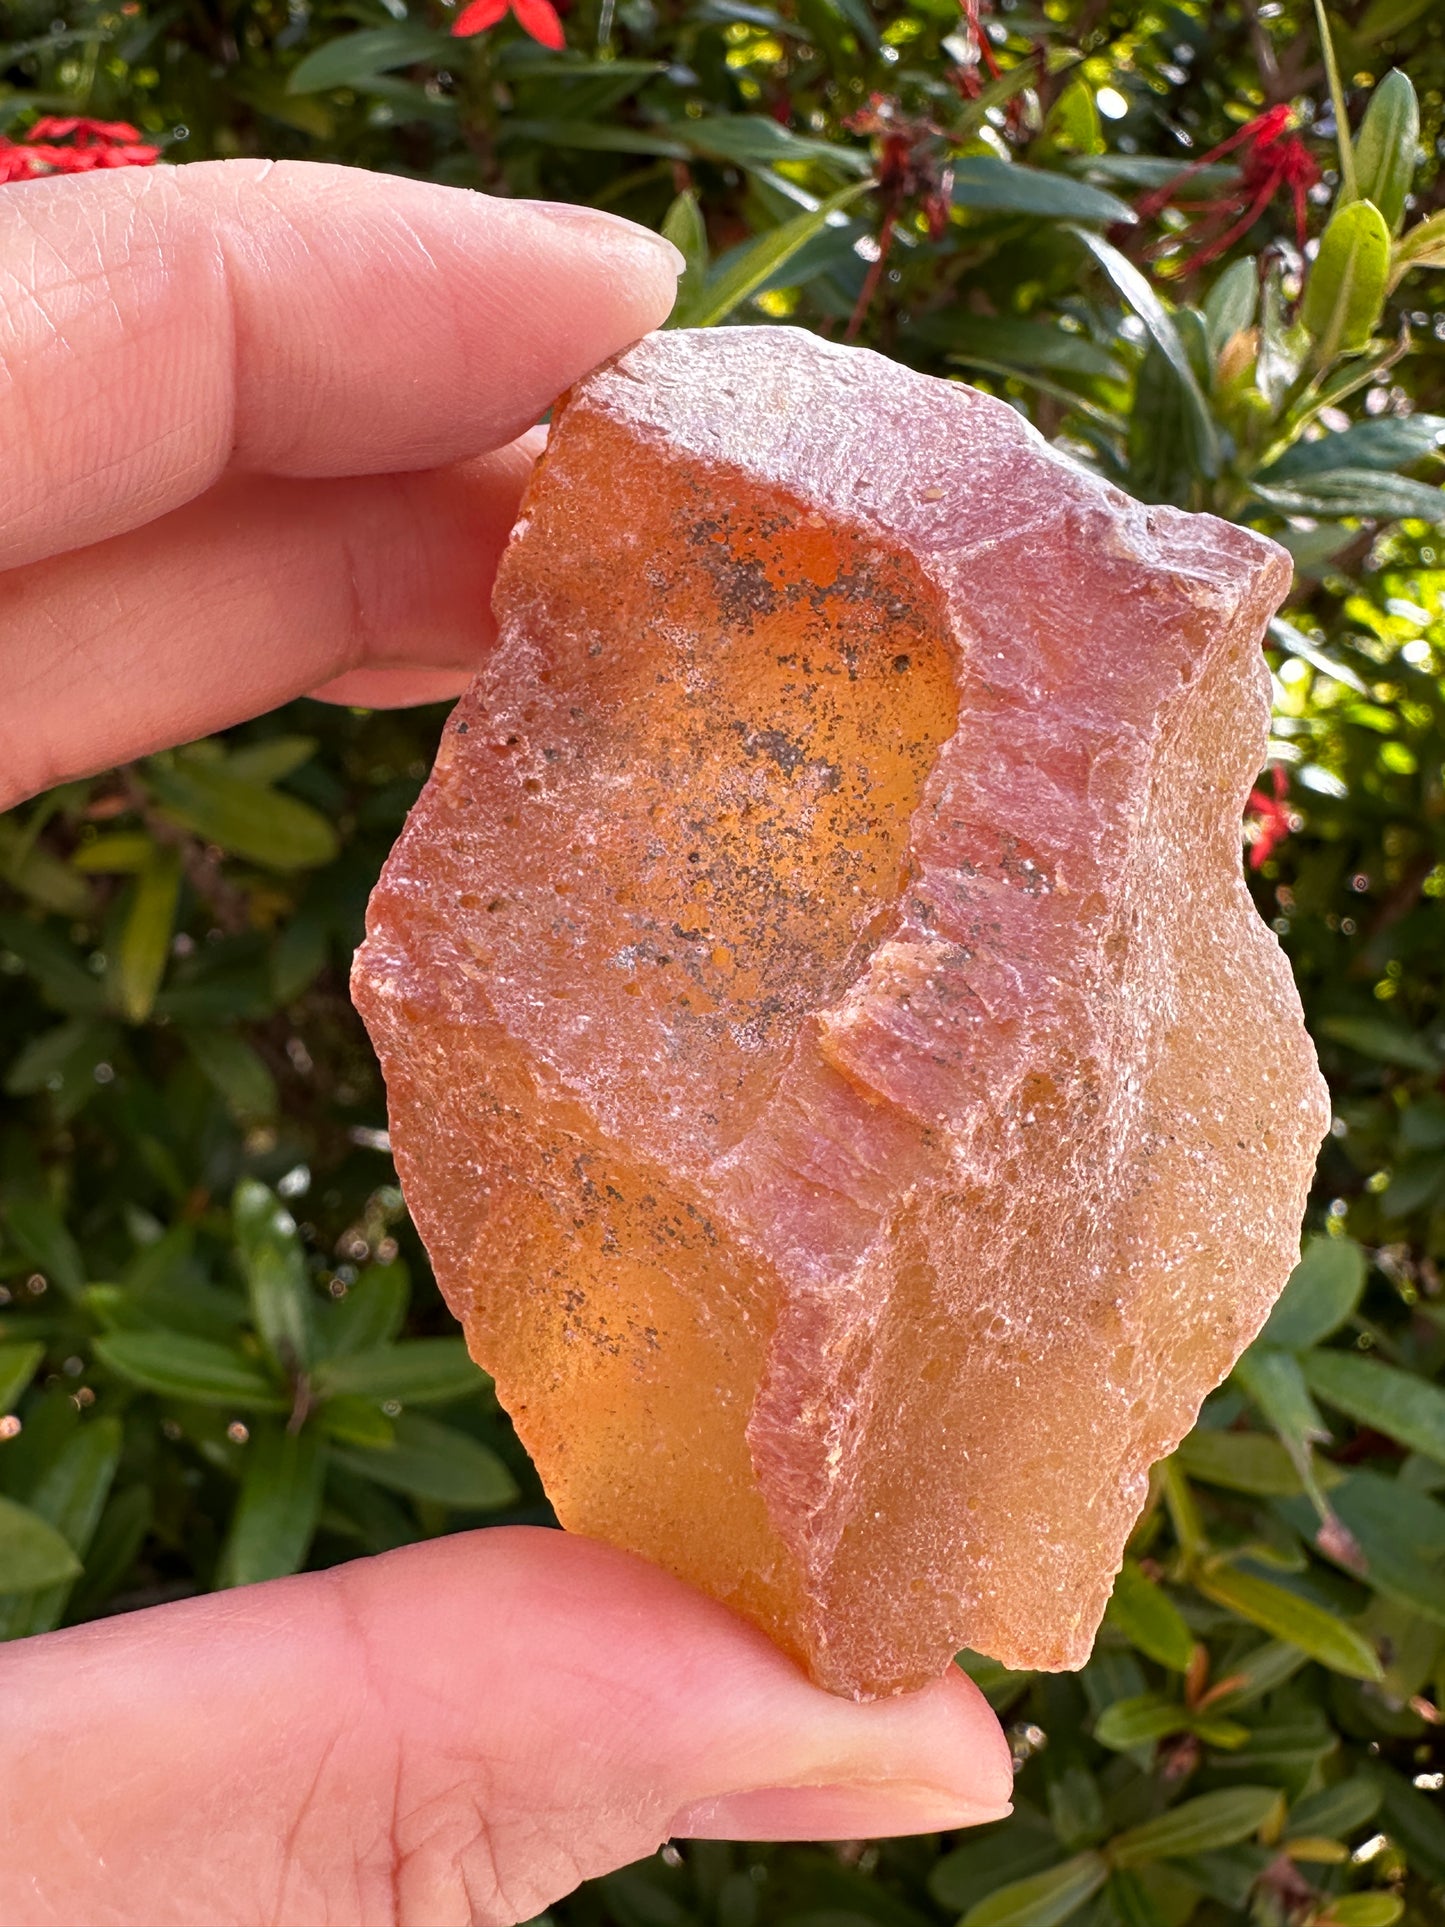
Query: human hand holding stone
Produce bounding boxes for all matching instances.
[0,162,1012,1927]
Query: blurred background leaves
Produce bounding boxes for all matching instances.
[3,0,1445,1921]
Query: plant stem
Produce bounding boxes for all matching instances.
[1313,0,1356,202]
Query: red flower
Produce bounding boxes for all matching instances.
[452,0,565,50]
[0,114,160,183]
[1245,764,1293,870]
[1134,105,1320,274]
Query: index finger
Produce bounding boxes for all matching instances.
[0,160,682,571]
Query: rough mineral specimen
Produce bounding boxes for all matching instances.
[352,327,1329,1699]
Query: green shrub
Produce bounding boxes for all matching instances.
[3,1,1444,1921]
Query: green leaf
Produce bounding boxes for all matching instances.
[1391,207,1445,285]
[316,1395,396,1449]
[1260,1237,1367,1350]
[1288,1777,1382,1840]
[315,1338,485,1406]
[1200,1640,1309,1712]
[1234,1346,1331,1457]
[4,1196,84,1298]
[113,847,181,1024]
[0,910,106,1016]
[287,24,451,93]
[950,158,1133,225]
[65,1484,152,1624]
[1326,1898,1404,1927]
[0,1342,43,1412]
[684,114,870,177]
[233,1180,313,1375]
[1316,1013,1438,1072]
[675,182,871,328]
[1103,1869,1171,1927]
[94,1332,286,1411]
[1069,227,1219,476]
[145,761,338,871]
[332,1413,518,1510]
[5,1018,122,1110]
[661,190,708,319]
[929,1814,1063,1912]
[1301,200,1392,361]
[912,313,1123,380]
[1193,1563,1382,1681]
[499,118,689,158]
[184,1027,278,1124]
[1261,414,1445,481]
[1351,69,1419,233]
[0,1416,122,1638]
[1109,1787,1284,1866]
[1251,469,1445,523]
[1303,1350,1445,1464]
[0,1493,83,1592]
[1355,0,1436,41]
[1043,77,1103,157]
[0,820,93,918]
[267,909,328,1009]
[319,1262,409,1357]
[216,1423,326,1587]
[1093,1694,1190,1752]
[960,1852,1107,1927]
[223,736,318,785]
[1359,1763,1445,1882]
[1175,1429,1312,1497]
[1104,1561,1196,1671]
[1202,256,1258,358]
[1296,1469,1445,1624]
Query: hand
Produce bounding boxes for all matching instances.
[0,161,1013,1926]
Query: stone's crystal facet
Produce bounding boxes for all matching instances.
[353,327,1330,1699]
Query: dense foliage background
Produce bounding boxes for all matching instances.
[3,1,1445,1922]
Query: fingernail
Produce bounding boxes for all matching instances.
[669,1784,1013,1843]
[524,200,686,275]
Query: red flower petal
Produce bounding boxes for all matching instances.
[0,143,42,183]
[452,0,510,35]
[512,0,567,49]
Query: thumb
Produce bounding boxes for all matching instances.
[0,1526,1013,1927]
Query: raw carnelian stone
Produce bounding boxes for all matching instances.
[352,328,1329,1698]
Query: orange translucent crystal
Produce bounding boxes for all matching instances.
[352,328,1329,1698]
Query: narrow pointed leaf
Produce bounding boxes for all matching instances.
[960,1851,1107,1927]
[951,158,1133,224]
[1301,200,1391,360]
[675,182,870,329]
[1193,1563,1382,1680]
[1069,227,1218,475]
[0,1495,82,1592]
[233,1180,314,1375]
[114,847,181,1024]
[314,1337,485,1406]
[661,189,708,319]
[1110,1787,1284,1866]
[1105,1561,1196,1671]
[1259,1237,1367,1350]
[0,1343,44,1412]
[216,1423,326,1587]
[0,1416,122,1638]
[94,1332,286,1411]
[1303,1350,1445,1464]
[1352,69,1418,233]
[332,1413,518,1510]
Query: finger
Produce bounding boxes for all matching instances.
[0,160,681,570]
[0,441,532,807]
[0,1528,1012,1927]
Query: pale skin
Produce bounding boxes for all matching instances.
[0,164,1013,1927]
